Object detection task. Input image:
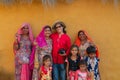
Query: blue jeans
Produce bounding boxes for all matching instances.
[53,64,66,80]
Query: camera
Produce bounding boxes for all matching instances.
[58,48,66,54]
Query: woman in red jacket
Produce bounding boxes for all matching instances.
[51,21,71,80]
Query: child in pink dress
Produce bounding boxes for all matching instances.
[39,55,52,80]
[75,60,91,80]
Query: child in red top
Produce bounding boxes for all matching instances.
[39,55,52,80]
[75,60,91,80]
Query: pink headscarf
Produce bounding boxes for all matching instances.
[29,26,50,69]
[17,23,34,42]
[35,26,48,47]
[13,23,35,70]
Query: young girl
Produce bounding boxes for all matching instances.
[39,55,52,80]
[75,60,91,80]
[66,45,81,80]
[86,46,100,80]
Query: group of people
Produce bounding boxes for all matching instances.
[13,21,101,80]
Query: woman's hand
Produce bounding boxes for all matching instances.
[15,33,19,40]
[36,46,41,54]
[41,46,48,50]
[14,33,20,50]
[33,41,38,46]
[18,60,22,64]
[59,53,66,56]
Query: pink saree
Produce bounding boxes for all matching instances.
[13,23,34,80]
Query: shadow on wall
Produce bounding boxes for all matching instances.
[0,68,14,80]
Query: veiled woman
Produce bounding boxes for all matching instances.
[32,25,52,80]
[74,30,99,59]
[13,23,34,80]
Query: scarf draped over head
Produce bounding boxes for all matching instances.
[13,23,35,70]
[74,30,99,58]
[35,26,48,48]
[13,23,34,54]
[17,23,34,42]
[29,26,49,69]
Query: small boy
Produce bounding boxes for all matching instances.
[85,46,100,80]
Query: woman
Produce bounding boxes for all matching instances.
[74,30,99,59]
[13,23,34,80]
[32,25,52,80]
[51,21,71,80]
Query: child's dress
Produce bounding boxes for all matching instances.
[85,57,100,80]
[66,56,81,80]
[75,70,91,80]
[40,66,52,80]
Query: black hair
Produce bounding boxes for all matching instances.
[78,30,85,37]
[79,60,87,66]
[69,44,79,57]
[52,21,67,33]
[43,55,51,64]
[86,45,96,54]
[44,25,52,31]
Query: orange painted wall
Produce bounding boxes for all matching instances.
[0,0,120,80]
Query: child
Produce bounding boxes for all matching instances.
[39,55,52,80]
[86,46,100,80]
[66,45,81,80]
[75,60,91,80]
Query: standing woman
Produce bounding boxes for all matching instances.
[13,23,34,80]
[74,30,99,59]
[32,25,52,80]
[51,21,71,80]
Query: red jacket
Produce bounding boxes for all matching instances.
[51,33,71,64]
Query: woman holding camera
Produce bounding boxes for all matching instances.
[51,21,71,80]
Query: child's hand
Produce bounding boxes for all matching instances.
[67,76,70,80]
[87,72,91,78]
[90,71,95,80]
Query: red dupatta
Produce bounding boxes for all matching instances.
[74,30,99,58]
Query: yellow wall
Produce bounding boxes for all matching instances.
[0,1,120,80]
